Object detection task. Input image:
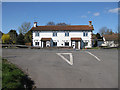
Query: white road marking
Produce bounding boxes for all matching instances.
[56,53,73,65]
[85,51,101,61]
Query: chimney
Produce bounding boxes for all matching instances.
[89,21,92,26]
[34,22,37,27]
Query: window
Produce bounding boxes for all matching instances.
[83,32,88,37]
[86,32,88,36]
[35,32,39,37]
[35,42,39,46]
[65,32,69,36]
[65,42,69,46]
[83,32,85,36]
[53,42,57,46]
[53,31,57,36]
[84,42,88,46]
[84,40,89,46]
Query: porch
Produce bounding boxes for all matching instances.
[41,38,52,48]
[71,38,81,49]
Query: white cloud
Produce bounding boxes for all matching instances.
[108,8,120,13]
[88,11,91,14]
[93,12,100,16]
[81,15,87,18]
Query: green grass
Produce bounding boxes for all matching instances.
[0,57,2,89]
[2,59,34,89]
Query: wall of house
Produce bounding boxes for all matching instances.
[102,37,118,47]
[104,41,118,47]
[70,31,92,48]
[32,30,92,48]
[97,41,104,47]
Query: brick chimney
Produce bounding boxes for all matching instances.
[89,21,92,26]
[34,22,37,27]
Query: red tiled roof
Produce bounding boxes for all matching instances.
[71,38,81,41]
[41,38,52,41]
[30,25,94,31]
[103,34,118,41]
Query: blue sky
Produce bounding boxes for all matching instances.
[2,2,119,34]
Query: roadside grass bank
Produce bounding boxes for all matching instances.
[0,57,2,89]
[2,59,35,89]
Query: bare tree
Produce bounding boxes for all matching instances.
[99,27,114,35]
[56,22,69,26]
[99,27,107,35]
[46,21,55,26]
[18,22,31,35]
[46,21,70,26]
[109,29,113,35]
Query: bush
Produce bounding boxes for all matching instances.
[16,33,25,45]
[1,34,11,44]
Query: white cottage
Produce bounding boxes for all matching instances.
[102,34,118,47]
[30,21,94,49]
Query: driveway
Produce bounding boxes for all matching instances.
[2,48,118,88]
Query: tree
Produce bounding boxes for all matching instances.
[8,30,18,44]
[0,31,3,39]
[99,27,114,35]
[16,33,25,45]
[99,27,107,35]
[46,21,55,26]
[24,30,32,43]
[18,22,31,35]
[2,34,11,44]
[109,29,113,35]
[56,22,68,26]
[94,40,98,47]
[96,33,102,39]
[46,22,69,26]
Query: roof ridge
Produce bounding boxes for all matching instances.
[30,25,94,31]
[36,25,91,27]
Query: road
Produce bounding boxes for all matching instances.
[2,48,118,88]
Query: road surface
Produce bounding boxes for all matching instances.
[2,48,118,88]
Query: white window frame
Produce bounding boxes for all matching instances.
[83,32,88,37]
[53,42,57,47]
[35,42,39,46]
[53,31,57,37]
[35,31,39,37]
[65,31,69,37]
[65,42,69,46]
[84,40,89,46]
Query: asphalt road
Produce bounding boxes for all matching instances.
[2,48,118,88]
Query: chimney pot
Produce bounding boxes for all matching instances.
[89,21,92,26]
[34,22,37,27]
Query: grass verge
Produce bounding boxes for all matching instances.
[2,59,35,89]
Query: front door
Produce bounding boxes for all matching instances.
[43,41,46,47]
[75,41,78,49]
